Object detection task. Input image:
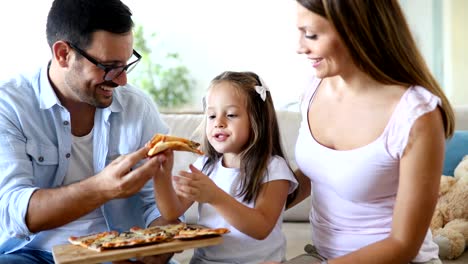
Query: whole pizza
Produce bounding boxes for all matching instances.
[68,223,229,252]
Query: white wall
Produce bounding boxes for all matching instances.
[1,1,466,110]
[0,0,310,111]
[443,0,468,106]
[125,0,311,110]
[400,0,437,76]
[0,1,51,77]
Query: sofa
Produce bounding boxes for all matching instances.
[160,106,468,264]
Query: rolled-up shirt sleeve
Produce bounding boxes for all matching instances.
[0,128,38,239]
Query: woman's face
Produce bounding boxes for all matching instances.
[296,3,352,79]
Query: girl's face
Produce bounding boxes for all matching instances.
[295,3,352,79]
[205,82,250,160]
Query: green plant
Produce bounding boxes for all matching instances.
[130,25,194,109]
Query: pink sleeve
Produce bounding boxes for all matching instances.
[386,86,441,159]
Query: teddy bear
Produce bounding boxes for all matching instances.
[430,155,468,260]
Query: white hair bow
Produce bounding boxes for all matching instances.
[255,76,270,101]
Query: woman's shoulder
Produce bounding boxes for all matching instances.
[395,85,441,122]
[385,85,441,158]
[403,85,441,106]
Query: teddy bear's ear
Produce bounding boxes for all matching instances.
[454,155,468,180]
[439,176,457,196]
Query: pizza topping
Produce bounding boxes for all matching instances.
[68,231,119,252]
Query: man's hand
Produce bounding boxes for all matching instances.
[97,146,162,200]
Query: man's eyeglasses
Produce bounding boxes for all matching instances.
[67,42,142,81]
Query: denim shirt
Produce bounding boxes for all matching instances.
[0,63,169,254]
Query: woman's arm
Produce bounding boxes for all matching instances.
[175,165,291,240]
[286,169,311,209]
[329,108,445,264]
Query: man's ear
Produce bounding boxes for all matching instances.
[52,41,72,68]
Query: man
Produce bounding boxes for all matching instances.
[0,0,176,263]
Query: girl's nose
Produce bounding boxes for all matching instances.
[214,119,225,128]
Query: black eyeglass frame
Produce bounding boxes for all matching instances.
[67,42,142,81]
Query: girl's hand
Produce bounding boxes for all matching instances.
[173,164,220,203]
[150,149,174,180]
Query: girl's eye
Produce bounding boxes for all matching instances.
[227,114,237,118]
[207,115,215,120]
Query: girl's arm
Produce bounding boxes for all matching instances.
[328,108,444,264]
[175,164,291,240]
[151,150,194,221]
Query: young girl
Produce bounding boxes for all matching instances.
[153,71,298,264]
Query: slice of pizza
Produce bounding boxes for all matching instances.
[147,134,203,157]
[68,231,119,252]
[130,223,186,238]
[173,225,230,240]
[100,230,170,249]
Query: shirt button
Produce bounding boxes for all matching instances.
[66,153,71,158]
[63,121,69,126]
[38,156,44,162]
[25,237,30,241]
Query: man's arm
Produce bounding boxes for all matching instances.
[26,147,160,233]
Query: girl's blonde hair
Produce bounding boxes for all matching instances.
[297,0,455,137]
[200,71,290,203]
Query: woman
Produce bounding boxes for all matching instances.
[286,1,454,264]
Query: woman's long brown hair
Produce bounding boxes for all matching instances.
[297,0,455,138]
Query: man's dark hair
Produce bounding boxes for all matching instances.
[46,0,133,50]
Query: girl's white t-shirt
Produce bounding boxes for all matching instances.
[189,156,297,264]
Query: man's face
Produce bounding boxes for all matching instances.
[64,31,135,108]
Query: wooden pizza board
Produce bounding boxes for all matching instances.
[52,236,223,264]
